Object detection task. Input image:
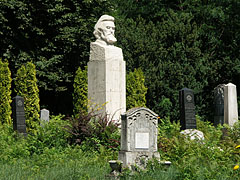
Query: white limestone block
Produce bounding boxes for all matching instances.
[224,83,238,126]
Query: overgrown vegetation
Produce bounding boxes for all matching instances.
[0,112,240,179]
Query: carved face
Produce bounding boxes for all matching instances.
[100,21,117,44]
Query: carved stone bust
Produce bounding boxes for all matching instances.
[93,15,117,46]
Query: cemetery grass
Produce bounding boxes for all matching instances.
[1,115,240,179]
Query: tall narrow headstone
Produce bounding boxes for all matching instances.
[88,15,126,121]
[118,107,160,169]
[214,84,225,126]
[224,83,238,126]
[179,88,196,130]
[40,109,50,122]
[12,96,27,136]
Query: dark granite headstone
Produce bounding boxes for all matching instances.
[12,96,27,136]
[179,88,196,130]
[213,84,225,126]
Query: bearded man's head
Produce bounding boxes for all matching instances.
[93,15,117,45]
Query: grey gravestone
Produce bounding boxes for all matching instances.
[118,107,160,169]
[214,84,225,126]
[40,109,49,122]
[179,88,196,130]
[12,96,27,136]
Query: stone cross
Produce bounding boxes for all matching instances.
[118,107,160,169]
[12,96,27,136]
[179,88,197,130]
[224,83,238,126]
[88,15,126,122]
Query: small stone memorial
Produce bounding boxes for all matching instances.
[224,83,238,126]
[118,107,160,169]
[213,84,225,126]
[179,88,197,130]
[12,96,27,136]
[40,109,50,122]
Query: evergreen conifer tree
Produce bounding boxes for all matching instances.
[15,62,40,131]
[0,59,12,124]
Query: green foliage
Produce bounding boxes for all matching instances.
[15,62,40,132]
[0,59,12,124]
[115,0,240,121]
[126,68,147,110]
[73,66,88,117]
[66,110,120,152]
[27,115,70,155]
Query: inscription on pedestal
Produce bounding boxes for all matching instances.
[179,88,197,130]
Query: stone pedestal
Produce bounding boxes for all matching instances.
[224,83,238,126]
[118,107,160,169]
[88,42,126,122]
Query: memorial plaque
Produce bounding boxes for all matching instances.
[179,88,196,130]
[12,96,27,136]
[135,132,149,149]
[119,107,160,168]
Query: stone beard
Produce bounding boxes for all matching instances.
[94,15,117,46]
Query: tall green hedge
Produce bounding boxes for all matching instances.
[0,59,12,124]
[126,68,147,110]
[73,66,88,117]
[15,62,40,132]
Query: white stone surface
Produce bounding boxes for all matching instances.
[224,83,238,126]
[119,107,160,168]
[180,129,204,141]
[40,109,49,122]
[88,16,126,122]
[135,132,149,149]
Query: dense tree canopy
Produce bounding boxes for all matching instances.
[0,0,239,119]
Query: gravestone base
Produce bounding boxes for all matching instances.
[118,151,160,169]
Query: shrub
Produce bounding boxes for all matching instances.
[126,68,147,110]
[26,115,70,155]
[66,110,120,152]
[72,66,88,117]
[0,59,12,124]
[15,62,40,132]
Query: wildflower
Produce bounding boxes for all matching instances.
[235,145,240,149]
[233,165,239,170]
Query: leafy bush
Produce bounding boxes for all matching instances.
[15,62,40,132]
[72,66,88,117]
[66,110,120,152]
[126,68,147,110]
[26,115,70,155]
[0,59,12,124]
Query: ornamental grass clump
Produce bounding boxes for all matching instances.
[65,109,120,152]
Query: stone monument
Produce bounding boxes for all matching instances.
[179,88,197,130]
[224,83,238,126]
[213,84,225,126]
[12,96,27,136]
[88,15,126,122]
[118,107,160,169]
[40,109,50,122]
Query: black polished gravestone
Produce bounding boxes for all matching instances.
[179,88,196,130]
[12,96,27,136]
[213,84,225,126]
